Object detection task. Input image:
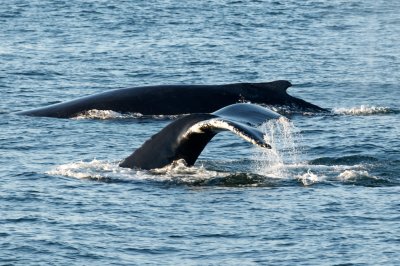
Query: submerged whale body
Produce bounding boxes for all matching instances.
[17,80,326,118]
[119,103,281,170]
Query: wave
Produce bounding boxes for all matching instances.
[45,159,290,187]
[47,112,395,187]
[73,109,136,120]
[45,156,393,187]
[262,105,323,116]
[309,155,379,166]
[46,159,229,185]
[68,106,399,119]
[333,105,396,116]
[338,170,393,186]
[47,113,394,187]
[72,109,183,120]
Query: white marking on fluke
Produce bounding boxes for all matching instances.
[184,118,270,148]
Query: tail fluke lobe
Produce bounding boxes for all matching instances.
[119,104,282,170]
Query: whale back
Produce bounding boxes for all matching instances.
[244,80,327,112]
[16,80,327,118]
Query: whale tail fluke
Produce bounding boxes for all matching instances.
[119,103,282,170]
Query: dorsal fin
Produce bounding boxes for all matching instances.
[250,80,292,92]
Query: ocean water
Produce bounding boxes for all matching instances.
[1,0,399,265]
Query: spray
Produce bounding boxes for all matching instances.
[253,117,303,178]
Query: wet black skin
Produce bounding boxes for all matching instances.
[119,103,282,170]
[16,80,327,118]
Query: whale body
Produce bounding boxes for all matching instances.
[17,80,326,118]
[119,103,282,170]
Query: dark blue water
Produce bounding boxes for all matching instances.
[1,1,399,265]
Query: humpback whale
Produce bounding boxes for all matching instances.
[17,80,326,118]
[119,103,281,170]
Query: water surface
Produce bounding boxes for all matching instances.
[1,0,399,265]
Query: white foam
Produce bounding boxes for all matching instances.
[73,109,143,120]
[338,169,377,181]
[150,159,228,184]
[250,117,382,185]
[46,159,226,183]
[333,105,392,116]
[46,158,379,187]
[45,159,142,180]
[72,109,183,120]
[297,169,324,186]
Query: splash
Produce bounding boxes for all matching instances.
[46,159,117,180]
[73,109,142,120]
[46,159,227,184]
[73,109,183,120]
[46,158,292,187]
[297,169,322,186]
[46,159,159,181]
[253,117,303,178]
[150,159,228,184]
[46,158,385,187]
[338,170,377,181]
[333,105,393,116]
[252,117,335,185]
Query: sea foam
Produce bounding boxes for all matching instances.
[73,109,143,120]
[333,105,393,116]
[73,109,183,120]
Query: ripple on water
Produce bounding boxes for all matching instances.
[2,0,400,264]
